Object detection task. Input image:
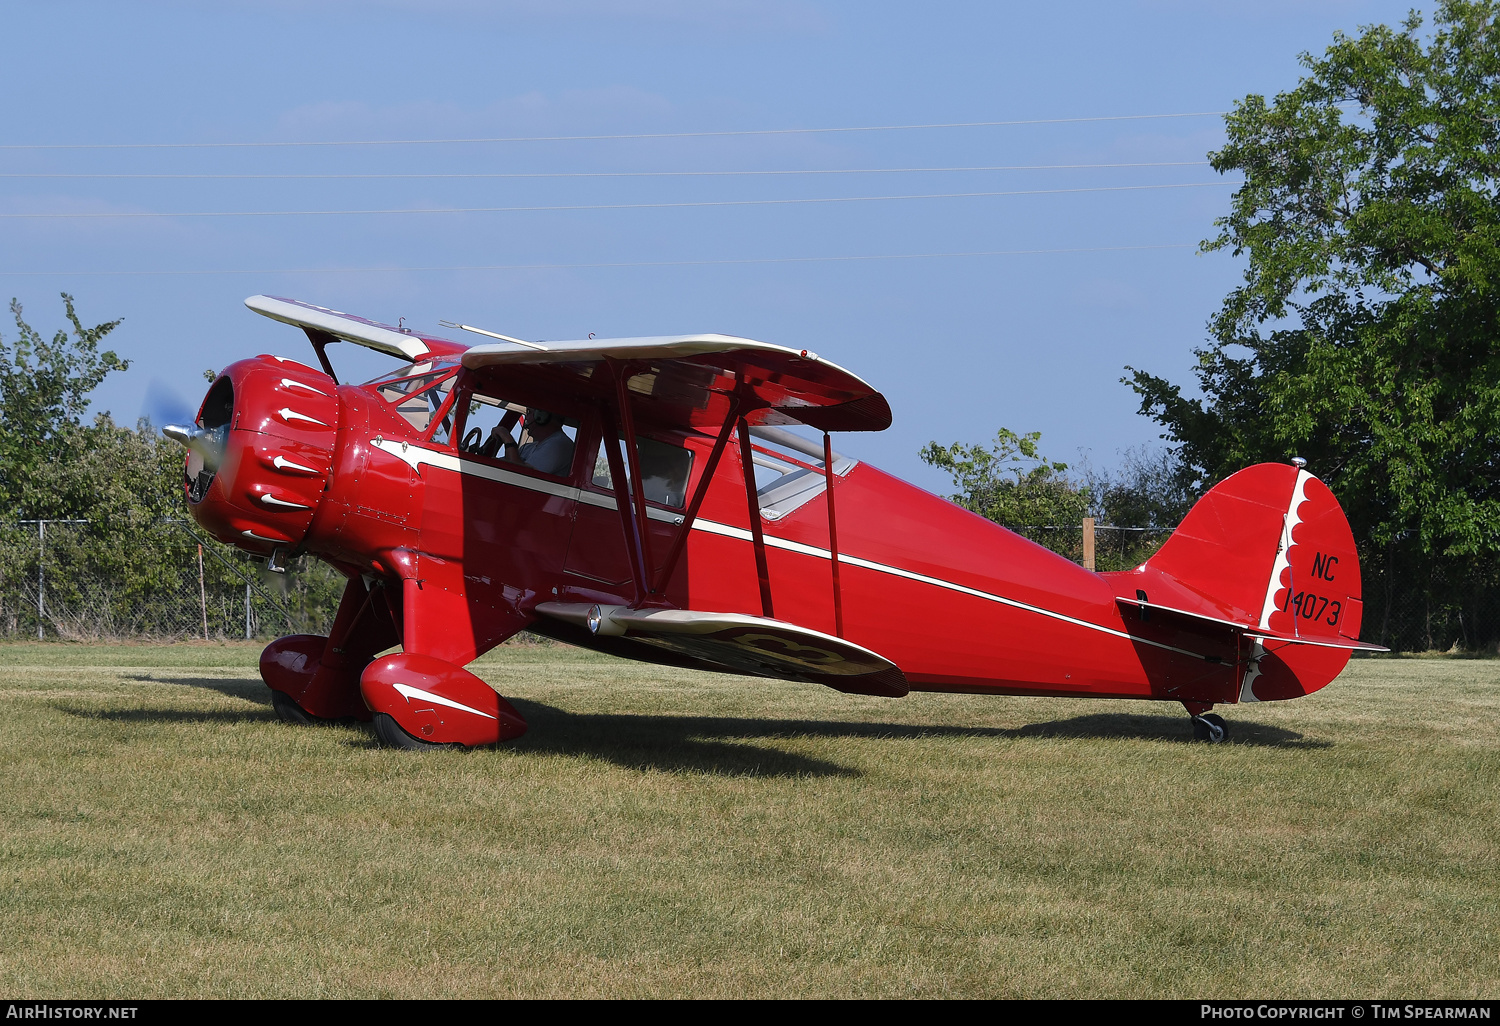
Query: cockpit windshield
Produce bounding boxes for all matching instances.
[361,358,460,388]
[364,360,460,435]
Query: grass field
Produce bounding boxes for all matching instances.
[0,642,1496,998]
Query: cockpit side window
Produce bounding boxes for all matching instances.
[591,432,694,509]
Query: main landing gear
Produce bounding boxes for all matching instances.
[373,711,453,751]
[271,678,464,750]
[270,689,323,725]
[1191,713,1229,743]
[1183,702,1230,743]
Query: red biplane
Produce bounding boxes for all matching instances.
[164,295,1385,749]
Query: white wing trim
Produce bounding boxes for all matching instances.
[246,295,430,360]
[460,332,873,389]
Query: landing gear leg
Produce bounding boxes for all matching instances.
[1183,702,1229,743]
[1190,713,1229,743]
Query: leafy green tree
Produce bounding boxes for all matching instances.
[920,428,1091,527]
[920,431,1193,570]
[1126,0,1500,568]
[0,294,346,639]
[1085,447,1197,529]
[0,294,128,518]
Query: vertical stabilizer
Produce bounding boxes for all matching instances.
[1111,463,1371,702]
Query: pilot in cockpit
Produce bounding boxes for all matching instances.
[485,408,574,476]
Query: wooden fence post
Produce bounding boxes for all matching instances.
[1082,517,1096,572]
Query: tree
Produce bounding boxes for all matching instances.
[1084,446,1197,529]
[1127,0,1500,574]
[0,295,352,640]
[0,294,129,518]
[920,428,1091,527]
[920,430,1193,571]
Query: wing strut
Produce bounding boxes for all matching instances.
[611,361,656,599]
[603,360,776,614]
[823,431,845,637]
[301,327,340,383]
[652,394,741,595]
[736,415,775,619]
[600,392,651,606]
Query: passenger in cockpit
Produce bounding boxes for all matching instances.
[488,408,574,476]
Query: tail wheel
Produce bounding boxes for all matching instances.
[374,712,453,751]
[1191,713,1229,743]
[270,689,323,725]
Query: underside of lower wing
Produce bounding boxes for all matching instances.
[535,603,909,697]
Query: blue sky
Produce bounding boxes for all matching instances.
[1,0,1429,493]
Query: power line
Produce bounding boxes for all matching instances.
[0,243,1198,276]
[0,161,1212,180]
[0,181,1235,219]
[0,111,1229,150]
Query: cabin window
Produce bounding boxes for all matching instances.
[592,434,694,508]
[744,425,858,521]
[455,392,578,476]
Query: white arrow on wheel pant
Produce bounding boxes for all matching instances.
[392,682,496,720]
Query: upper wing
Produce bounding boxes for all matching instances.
[246,298,890,433]
[245,295,469,361]
[461,333,891,433]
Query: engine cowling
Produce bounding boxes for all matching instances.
[183,355,338,556]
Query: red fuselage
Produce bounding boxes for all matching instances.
[188,352,1352,720]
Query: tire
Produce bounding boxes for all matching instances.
[270,689,321,725]
[1191,713,1229,743]
[374,712,451,751]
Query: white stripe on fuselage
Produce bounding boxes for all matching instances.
[371,438,685,522]
[688,519,1204,659]
[372,439,1207,661]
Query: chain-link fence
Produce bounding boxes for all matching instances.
[1359,548,1500,655]
[1,518,1493,652]
[1010,524,1173,573]
[0,520,344,642]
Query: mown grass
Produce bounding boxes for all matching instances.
[0,643,1495,998]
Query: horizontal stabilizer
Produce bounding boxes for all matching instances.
[1245,632,1389,652]
[1114,597,1389,651]
[535,602,908,697]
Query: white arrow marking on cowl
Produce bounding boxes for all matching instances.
[278,407,328,427]
[280,378,329,397]
[241,528,289,543]
[392,682,497,720]
[259,493,311,510]
[271,455,319,475]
